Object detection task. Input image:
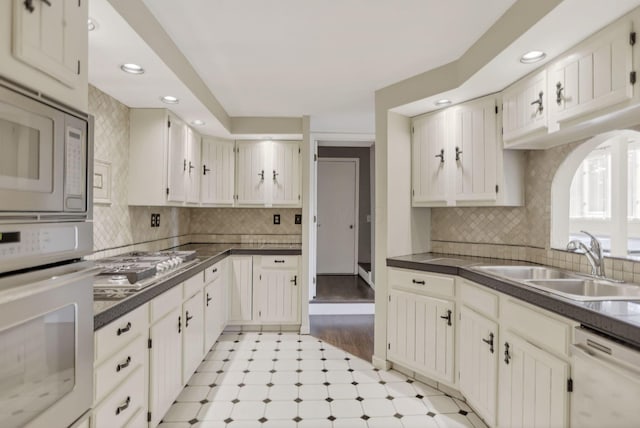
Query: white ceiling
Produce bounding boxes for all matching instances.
[88,0,640,137]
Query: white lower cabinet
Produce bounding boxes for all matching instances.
[387,289,455,384]
[498,331,570,428]
[92,365,145,428]
[182,290,204,383]
[148,304,183,428]
[204,262,227,351]
[229,255,301,325]
[458,306,498,427]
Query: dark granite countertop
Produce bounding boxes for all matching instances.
[93,243,302,330]
[387,253,640,349]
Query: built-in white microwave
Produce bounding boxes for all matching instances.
[0,81,92,217]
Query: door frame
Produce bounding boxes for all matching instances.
[317,157,359,274]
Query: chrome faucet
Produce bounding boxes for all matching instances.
[567,230,606,278]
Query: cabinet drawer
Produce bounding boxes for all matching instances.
[95,304,148,363]
[124,408,146,428]
[260,255,299,269]
[92,365,145,428]
[151,286,182,323]
[204,262,222,284]
[183,270,205,299]
[95,335,146,404]
[388,268,455,297]
[500,298,573,356]
[460,280,498,318]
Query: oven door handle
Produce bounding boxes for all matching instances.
[0,262,101,304]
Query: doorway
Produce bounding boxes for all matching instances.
[317,158,359,274]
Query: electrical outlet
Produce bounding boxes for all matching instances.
[156,213,161,227]
[295,214,302,224]
[150,213,157,227]
[273,214,280,225]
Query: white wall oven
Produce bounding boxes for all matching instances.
[0,78,95,428]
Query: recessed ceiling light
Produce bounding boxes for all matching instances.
[520,51,546,64]
[191,120,205,126]
[435,99,452,107]
[120,63,144,75]
[160,95,179,104]
[87,18,97,31]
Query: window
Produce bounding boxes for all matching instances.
[552,130,640,258]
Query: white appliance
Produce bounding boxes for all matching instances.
[0,79,93,274]
[570,327,640,428]
[0,78,95,428]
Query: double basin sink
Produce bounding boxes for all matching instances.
[471,265,640,301]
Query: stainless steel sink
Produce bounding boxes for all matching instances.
[472,265,640,301]
[525,279,640,301]
[473,265,579,281]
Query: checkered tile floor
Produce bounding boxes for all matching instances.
[159,332,487,428]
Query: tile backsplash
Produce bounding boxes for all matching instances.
[89,85,301,256]
[429,137,640,282]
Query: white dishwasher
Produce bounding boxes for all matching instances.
[570,327,640,428]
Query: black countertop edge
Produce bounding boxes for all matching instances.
[387,257,640,349]
[94,247,302,330]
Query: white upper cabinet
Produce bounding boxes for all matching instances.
[0,0,88,111]
[271,141,302,206]
[201,137,235,206]
[185,127,201,204]
[166,116,187,203]
[236,140,269,206]
[411,94,524,207]
[502,70,548,145]
[451,96,499,203]
[548,21,634,129]
[412,111,448,206]
[236,140,302,207]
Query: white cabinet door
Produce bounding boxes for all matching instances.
[451,96,499,202]
[185,128,201,204]
[459,306,498,427]
[254,268,299,323]
[149,307,183,428]
[271,141,302,206]
[201,138,235,206]
[167,115,187,203]
[182,290,205,383]
[236,140,269,205]
[503,70,547,144]
[387,290,455,384]
[498,331,570,428]
[412,111,448,206]
[229,256,253,322]
[12,0,84,88]
[548,22,633,126]
[204,274,226,352]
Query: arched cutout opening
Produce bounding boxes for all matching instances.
[551,129,640,258]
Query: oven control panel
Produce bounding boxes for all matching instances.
[0,222,92,273]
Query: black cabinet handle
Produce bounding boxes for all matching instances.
[178,316,182,333]
[556,82,564,105]
[504,342,511,364]
[24,0,35,13]
[117,322,132,336]
[183,159,187,172]
[531,91,544,113]
[435,148,445,163]
[203,164,211,175]
[290,275,297,286]
[258,170,264,180]
[211,268,218,274]
[115,396,131,415]
[440,310,452,326]
[189,161,195,174]
[186,311,193,327]
[412,279,425,285]
[206,293,212,307]
[482,333,495,354]
[274,260,285,263]
[116,356,132,372]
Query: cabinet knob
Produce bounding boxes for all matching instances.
[203,164,211,175]
[504,342,511,364]
[455,146,463,161]
[482,332,495,354]
[273,170,279,181]
[186,311,194,327]
[206,293,212,306]
[258,170,265,180]
[435,148,445,163]
[440,310,452,326]
[531,91,544,113]
[290,275,298,286]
